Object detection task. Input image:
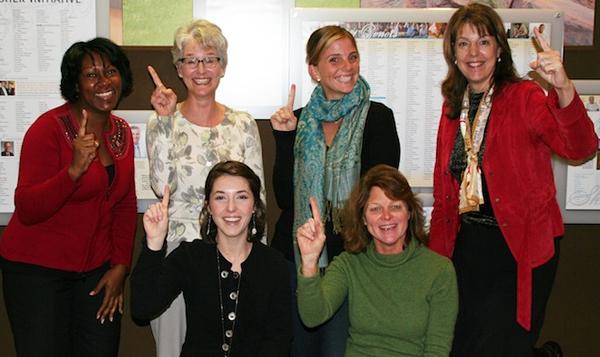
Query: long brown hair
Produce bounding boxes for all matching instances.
[343,165,426,253]
[441,3,520,118]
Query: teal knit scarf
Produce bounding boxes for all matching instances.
[293,76,371,267]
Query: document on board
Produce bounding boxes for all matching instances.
[0,0,96,213]
[126,122,156,200]
[565,96,600,210]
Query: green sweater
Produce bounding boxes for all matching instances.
[297,240,458,357]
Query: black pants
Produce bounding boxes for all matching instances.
[450,221,559,357]
[1,259,121,357]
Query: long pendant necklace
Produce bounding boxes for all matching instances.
[216,247,241,357]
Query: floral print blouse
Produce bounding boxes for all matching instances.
[146,105,265,243]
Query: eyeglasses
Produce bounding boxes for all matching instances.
[177,56,221,69]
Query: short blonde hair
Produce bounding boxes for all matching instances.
[171,19,228,69]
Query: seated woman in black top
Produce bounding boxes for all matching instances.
[131,161,291,357]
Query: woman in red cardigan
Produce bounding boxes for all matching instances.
[428,4,597,357]
[0,38,136,357]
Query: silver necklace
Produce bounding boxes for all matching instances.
[216,247,241,357]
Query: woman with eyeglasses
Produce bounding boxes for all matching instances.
[145,19,266,357]
[270,25,400,357]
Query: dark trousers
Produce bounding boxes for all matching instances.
[288,261,348,357]
[1,259,121,357]
[450,221,559,357]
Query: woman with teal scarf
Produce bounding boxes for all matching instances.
[270,25,400,357]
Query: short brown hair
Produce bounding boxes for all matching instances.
[306,25,358,66]
[199,161,265,243]
[343,165,426,253]
[441,3,520,118]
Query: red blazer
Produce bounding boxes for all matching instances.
[0,103,137,272]
[429,81,598,330]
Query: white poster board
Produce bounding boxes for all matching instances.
[557,80,600,223]
[0,0,98,224]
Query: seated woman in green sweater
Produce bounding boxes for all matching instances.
[296,164,458,357]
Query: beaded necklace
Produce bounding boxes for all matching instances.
[216,247,242,357]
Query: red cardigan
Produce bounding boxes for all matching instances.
[0,103,137,272]
[429,81,598,330]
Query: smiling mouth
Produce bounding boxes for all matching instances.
[96,90,115,99]
[223,217,241,223]
[192,78,211,85]
[379,224,397,231]
[466,62,486,68]
[336,75,354,83]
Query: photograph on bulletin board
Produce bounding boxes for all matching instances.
[360,0,596,46]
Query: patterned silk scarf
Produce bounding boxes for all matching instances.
[293,76,371,267]
[458,85,494,214]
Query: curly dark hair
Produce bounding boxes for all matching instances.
[343,165,426,253]
[199,161,266,244]
[60,37,133,103]
[441,3,520,118]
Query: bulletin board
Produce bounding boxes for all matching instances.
[289,8,565,211]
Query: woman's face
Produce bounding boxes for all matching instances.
[208,175,255,241]
[363,186,409,255]
[310,37,360,100]
[78,52,122,114]
[176,40,224,99]
[454,23,500,93]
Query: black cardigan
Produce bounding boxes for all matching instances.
[270,101,401,262]
[130,240,291,357]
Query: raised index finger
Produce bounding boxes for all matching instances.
[147,65,164,88]
[161,185,170,207]
[287,84,296,110]
[533,26,551,52]
[78,109,88,137]
[309,196,322,225]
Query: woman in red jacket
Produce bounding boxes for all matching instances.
[429,4,597,357]
[0,38,136,357]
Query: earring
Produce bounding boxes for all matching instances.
[454,59,457,65]
[251,213,257,236]
[206,215,212,236]
[497,57,501,63]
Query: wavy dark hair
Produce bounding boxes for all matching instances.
[60,37,133,103]
[199,161,266,243]
[441,3,520,118]
[343,165,426,253]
